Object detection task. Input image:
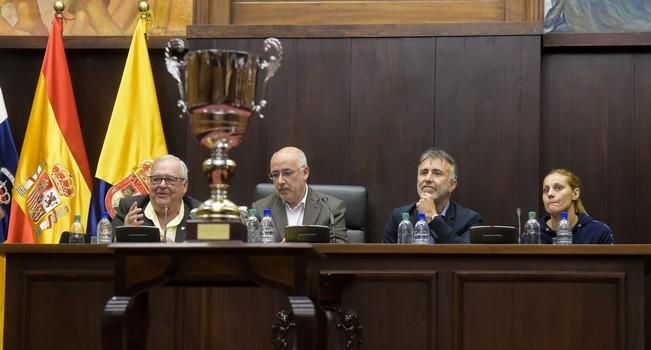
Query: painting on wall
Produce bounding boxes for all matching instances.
[0,0,192,35]
[544,0,651,32]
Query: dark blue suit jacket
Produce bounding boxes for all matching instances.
[383,201,482,243]
[539,212,614,244]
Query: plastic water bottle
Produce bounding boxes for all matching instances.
[555,211,573,245]
[521,211,541,244]
[397,212,413,244]
[260,209,276,243]
[246,208,261,243]
[68,215,85,244]
[96,211,114,244]
[413,213,431,244]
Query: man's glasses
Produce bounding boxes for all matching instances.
[149,175,185,186]
[268,166,305,181]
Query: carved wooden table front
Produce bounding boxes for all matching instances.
[102,242,325,350]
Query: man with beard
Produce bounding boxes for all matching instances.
[383,147,481,243]
[112,155,200,242]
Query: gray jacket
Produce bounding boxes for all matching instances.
[252,187,348,242]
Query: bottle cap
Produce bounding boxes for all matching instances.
[102,211,109,218]
[402,212,409,221]
[528,211,536,219]
[249,208,258,216]
[560,211,568,220]
[418,213,426,220]
[263,208,271,216]
[74,214,81,221]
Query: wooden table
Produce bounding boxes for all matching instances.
[2,243,650,350]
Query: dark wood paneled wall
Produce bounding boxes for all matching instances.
[542,47,651,244]
[0,36,541,243]
[4,36,649,244]
[190,36,541,243]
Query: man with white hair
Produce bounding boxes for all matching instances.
[112,154,200,242]
[252,146,348,242]
[383,147,481,243]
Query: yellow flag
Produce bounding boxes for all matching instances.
[90,16,167,225]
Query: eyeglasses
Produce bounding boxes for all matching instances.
[268,166,305,181]
[149,175,185,186]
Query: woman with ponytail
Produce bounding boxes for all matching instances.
[540,169,613,244]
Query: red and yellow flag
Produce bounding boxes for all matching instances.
[7,15,91,243]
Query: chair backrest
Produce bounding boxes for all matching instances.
[254,183,368,243]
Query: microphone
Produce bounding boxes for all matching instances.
[162,206,169,243]
[516,207,521,243]
[319,197,336,243]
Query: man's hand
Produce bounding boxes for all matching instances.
[124,202,144,226]
[416,193,438,222]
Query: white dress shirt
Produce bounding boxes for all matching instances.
[284,188,309,226]
[144,203,185,243]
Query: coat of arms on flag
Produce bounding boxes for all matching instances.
[0,167,13,206]
[14,162,76,235]
[103,160,153,218]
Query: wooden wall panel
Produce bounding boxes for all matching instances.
[541,51,636,243]
[3,253,114,350]
[194,0,543,25]
[337,274,438,349]
[634,55,651,246]
[435,36,541,227]
[230,2,506,25]
[505,0,543,21]
[349,37,437,242]
[455,272,623,349]
[177,288,285,349]
[293,39,352,185]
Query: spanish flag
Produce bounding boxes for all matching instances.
[7,15,92,243]
[88,14,167,233]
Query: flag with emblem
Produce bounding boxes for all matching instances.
[88,13,167,234]
[7,14,92,243]
[0,87,18,242]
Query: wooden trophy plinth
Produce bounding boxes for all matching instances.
[184,220,247,241]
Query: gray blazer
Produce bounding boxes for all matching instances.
[252,187,348,242]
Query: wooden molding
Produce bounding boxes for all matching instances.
[0,36,185,49]
[188,22,543,38]
[544,32,651,48]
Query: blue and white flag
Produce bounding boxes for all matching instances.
[0,87,18,242]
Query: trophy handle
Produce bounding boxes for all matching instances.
[253,37,283,118]
[165,38,188,118]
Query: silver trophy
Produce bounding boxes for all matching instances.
[166,38,282,224]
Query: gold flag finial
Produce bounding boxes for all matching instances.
[138,0,153,37]
[53,1,65,13]
[138,1,150,13]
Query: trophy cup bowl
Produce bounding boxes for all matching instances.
[166,38,282,230]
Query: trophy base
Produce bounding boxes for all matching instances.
[191,199,241,222]
[185,220,247,241]
[185,198,247,241]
